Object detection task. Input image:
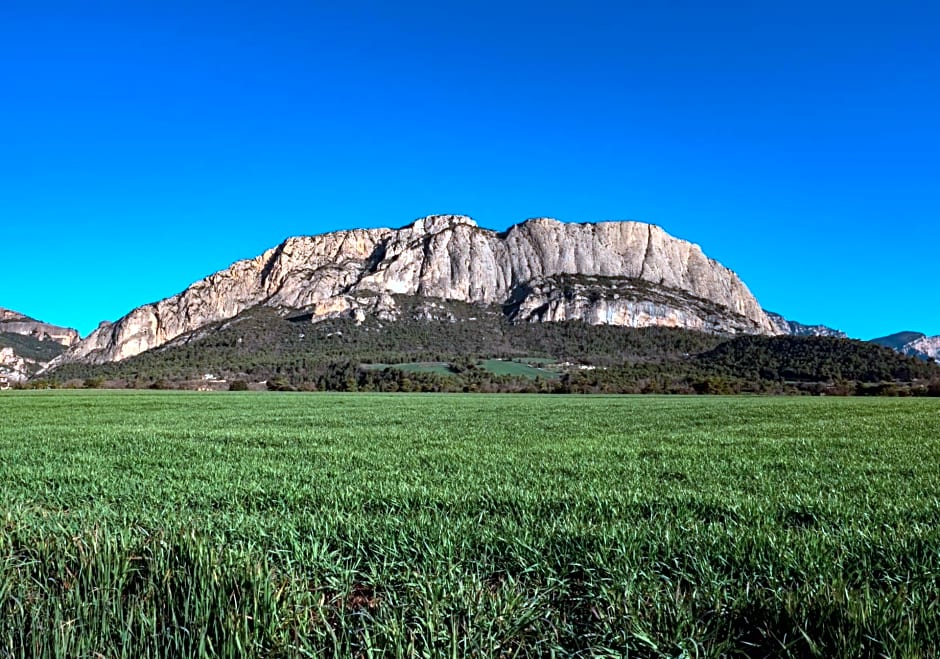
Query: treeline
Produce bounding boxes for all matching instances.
[263,361,557,394]
[24,367,940,397]
[534,334,940,395]
[697,335,938,382]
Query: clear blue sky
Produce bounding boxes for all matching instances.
[2,0,937,339]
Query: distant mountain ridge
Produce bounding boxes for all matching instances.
[46,215,782,369]
[765,311,848,338]
[765,314,940,362]
[871,332,940,362]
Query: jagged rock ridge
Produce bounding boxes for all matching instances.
[765,311,848,338]
[48,215,782,367]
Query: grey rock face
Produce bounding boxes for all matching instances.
[510,276,769,334]
[50,215,782,366]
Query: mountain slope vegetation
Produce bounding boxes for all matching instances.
[0,332,68,363]
[43,302,940,395]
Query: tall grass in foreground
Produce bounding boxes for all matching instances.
[1,392,938,657]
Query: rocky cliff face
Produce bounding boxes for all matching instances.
[48,215,781,367]
[0,347,30,383]
[906,336,940,361]
[0,307,80,347]
[766,312,848,338]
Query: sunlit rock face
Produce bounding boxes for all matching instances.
[0,307,80,347]
[50,215,781,366]
[0,347,30,382]
[904,336,940,361]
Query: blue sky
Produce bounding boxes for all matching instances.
[2,0,937,339]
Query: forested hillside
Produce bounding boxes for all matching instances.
[40,302,940,395]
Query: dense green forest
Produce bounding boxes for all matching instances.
[41,302,940,395]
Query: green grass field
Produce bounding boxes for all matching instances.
[362,361,457,375]
[1,391,938,657]
[479,359,560,379]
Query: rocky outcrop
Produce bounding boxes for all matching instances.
[0,347,30,383]
[0,307,80,347]
[905,336,940,362]
[48,215,782,367]
[766,312,848,338]
[871,332,940,362]
[509,275,768,334]
[0,309,26,323]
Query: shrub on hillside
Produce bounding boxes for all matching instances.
[266,377,295,392]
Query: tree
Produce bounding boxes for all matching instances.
[266,377,295,392]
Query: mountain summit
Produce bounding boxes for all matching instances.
[48,216,782,367]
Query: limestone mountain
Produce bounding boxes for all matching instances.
[765,312,848,338]
[48,215,781,368]
[0,308,80,382]
[871,332,940,362]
